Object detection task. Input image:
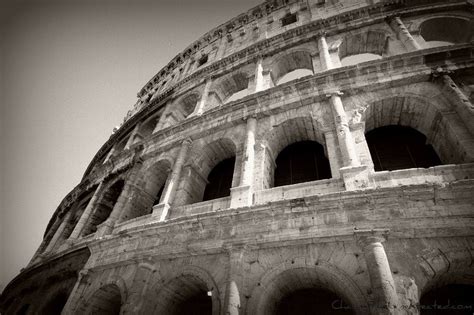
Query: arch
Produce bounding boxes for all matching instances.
[84,284,123,315]
[339,30,389,64]
[146,266,221,315]
[420,17,473,48]
[74,275,128,315]
[361,95,468,165]
[177,138,238,206]
[248,263,368,315]
[57,187,96,244]
[212,71,250,104]
[119,159,172,222]
[274,141,331,187]
[270,50,314,85]
[81,179,125,236]
[261,116,327,189]
[202,156,236,201]
[366,126,442,171]
[137,111,163,140]
[177,92,200,118]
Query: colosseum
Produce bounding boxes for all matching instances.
[1,0,474,314]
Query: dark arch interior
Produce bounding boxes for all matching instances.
[82,179,124,236]
[274,141,331,187]
[40,291,68,315]
[154,275,213,315]
[153,184,165,207]
[420,17,472,44]
[420,284,474,315]
[366,126,442,172]
[203,157,235,201]
[175,290,212,315]
[276,288,355,315]
[87,284,122,315]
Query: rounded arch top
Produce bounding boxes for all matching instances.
[247,261,369,315]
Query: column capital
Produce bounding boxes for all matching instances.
[181,138,193,146]
[431,66,454,79]
[317,30,327,39]
[325,90,344,98]
[354,228,390,248]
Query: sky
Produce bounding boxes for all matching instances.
[0,0,263,293]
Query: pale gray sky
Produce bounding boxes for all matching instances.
[0,0,262,292]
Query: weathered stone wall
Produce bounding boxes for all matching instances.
[2,0,474,314]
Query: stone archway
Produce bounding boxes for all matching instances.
[248,263,369,315]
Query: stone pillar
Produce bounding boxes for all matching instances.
[355,229,399,314]
[42,211,73,254]
[97,165,143,237]
[153,139,192,221]
[231,117,257,208]
[224,245,248,315]
[123,262,156,314]
[324,130,341,178]
[192,78,212,116]
[68,183,104,240]
[437,71,474,136]
[318,34,334,71]
[327,91,359,168]
[327,92,371,190]
[124,124,141,150]
[389,16,421,52]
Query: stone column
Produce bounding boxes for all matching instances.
[231,117,257,208]
[68,182,104,240]
[388,16,421,52]
[153,139,192,221]
[355,229,399,314]
[123,262,156,314]
[318,34,334,71]
[436,70,474,136]
[327,91,371,190]
[96,165,143,237]
[192,78,212,116]
[327,91,359,168]
[124,124,141,150]
[224,245,248,315]
[42,211,73,254]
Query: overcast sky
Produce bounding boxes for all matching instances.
[0,0,263,292]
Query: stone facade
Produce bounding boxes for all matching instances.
[1,0,474,314]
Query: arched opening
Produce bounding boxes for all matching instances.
[253,267,362,315]
[215,72,250,104]
[179,93,199,118]
[420,284,474,315]
[176,138,237,207]
[82,179,124,236]
[338,31,387,66]
[138,113,162,140]
[420,17,473,48]
[340,53,382,67]
[366,126,442,171]
[275,141,331,187]
[86,284,122,315]
[363,95,467,165]
[119,160,171,222]
[39,291,68,315]
[203,157,235,201]
[59,189,95,242]
[153,274,214,315]
[277,288,354,315]
[271,51,314,85]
